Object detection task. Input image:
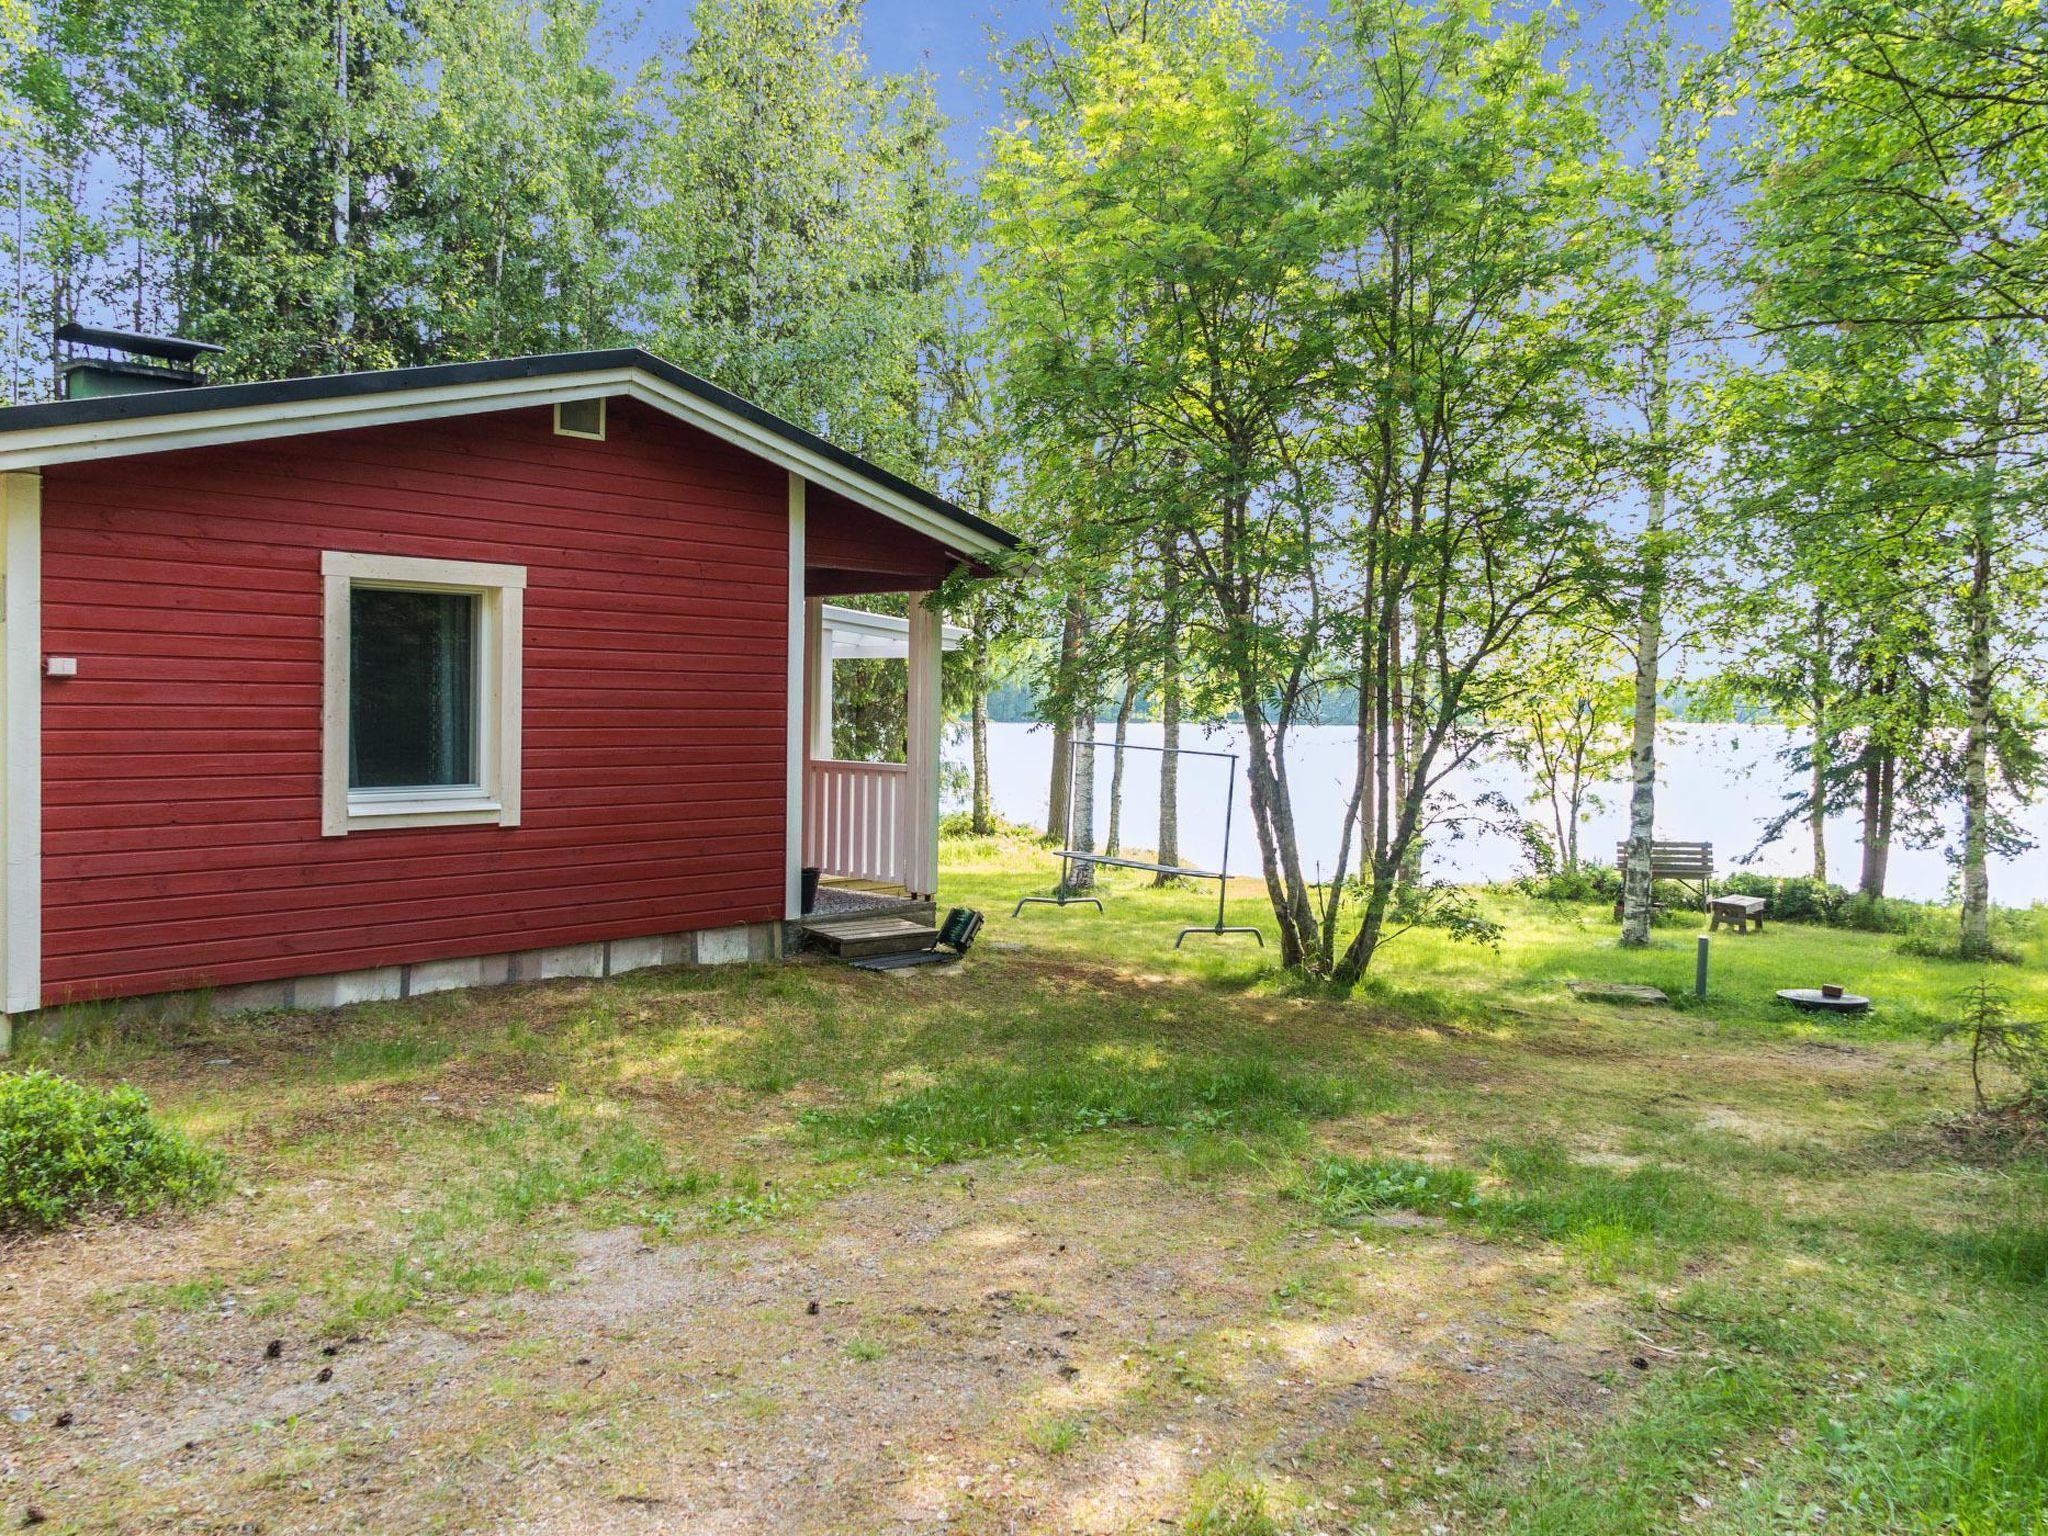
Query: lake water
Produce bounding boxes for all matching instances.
[947,720,2048,907]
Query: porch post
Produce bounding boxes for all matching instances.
[805,598,832,759]
[0,471,41,1038]
[904,590,943,900]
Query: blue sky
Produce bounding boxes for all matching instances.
[634,1,1736,179]
[638,0,1053,172]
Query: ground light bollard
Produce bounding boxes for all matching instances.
[1696,935,1710,1000]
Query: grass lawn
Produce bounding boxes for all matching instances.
[2,835,2044,1534]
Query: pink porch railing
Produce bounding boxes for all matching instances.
[803,759,908,889]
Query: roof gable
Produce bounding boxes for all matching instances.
[0,349,1014,559]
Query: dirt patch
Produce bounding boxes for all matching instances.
[0,1158,1638,1535]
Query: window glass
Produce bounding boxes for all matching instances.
[349,587,478,790]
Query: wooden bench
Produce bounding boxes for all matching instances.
[1709,894,1767,934]
[1613,841,1714,915]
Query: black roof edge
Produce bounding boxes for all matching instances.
[0,347,1017,552]
[55,322,227,361]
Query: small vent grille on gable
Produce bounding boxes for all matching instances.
[554,398,606,440]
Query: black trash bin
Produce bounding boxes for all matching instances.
[800,866,821,915]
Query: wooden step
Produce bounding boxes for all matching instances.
[804,915,939,960]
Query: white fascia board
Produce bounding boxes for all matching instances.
[821,603,966,657]
[620,375,1008,560]
[0,369,642,475]
[0,365,1008,562]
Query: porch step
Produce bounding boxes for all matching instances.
[802,915,940,960]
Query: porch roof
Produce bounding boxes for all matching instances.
[823,604,965,659]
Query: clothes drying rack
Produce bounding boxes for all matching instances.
[1011,738,1263,948]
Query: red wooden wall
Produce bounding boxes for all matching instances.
[39,399,804,1004]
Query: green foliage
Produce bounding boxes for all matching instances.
[1494,636,1635,875]
[0,1069,219,1229]
[1026,1415,1086,1458]
[638,0,964,477]
[1181,1471,1280,1536]
[1299,1155,1476,1221]
[1715,872,1975,937]
[1815,1330,2048,1533]
[1517,863,1623,905]
[6,0,962,473]
[810,1056,1363,1165]
[985,0,1626,981]
[1724,0,2048,956]
[1719,871,1849,926]
[1473,1142,1736,1264]
[1294,1138,1739,1279]
[1935,978,2047,1111]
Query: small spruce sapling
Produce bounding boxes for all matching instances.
[1937,979,2045,1111]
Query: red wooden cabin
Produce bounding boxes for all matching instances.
[0,348,1014,1033]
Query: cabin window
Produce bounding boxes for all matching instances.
[349,587,477,790]
[320,551,526,836]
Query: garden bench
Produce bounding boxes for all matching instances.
[1612,840,1714,916]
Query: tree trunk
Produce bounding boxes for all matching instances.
[1563,730,1586,874]
[1045,594,1083,841]
[1959,523,1994,959]
[1389,617,1409,887]
[1154,623,1182,883]
[1335,736,1434,982]
[1154,545,1183,882]
[1355,579,1376,877]
[1809,602,1830,883]
[1105,671,1137,856]
[1374,619,1392,869]
[1399,613,1426,887]
[1070,705,1097,890]
[1856,747,1895,900]
[969,613,993,837]
[1237,697,1316,968]
[1621,307,1671,947]
[1622,71,1681,947]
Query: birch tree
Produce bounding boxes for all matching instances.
[1733,0,2048,957]
[1607,0,1724,947]
[989,0,1626,978]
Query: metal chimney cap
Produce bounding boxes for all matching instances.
[55,323,226,363]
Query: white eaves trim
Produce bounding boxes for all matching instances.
[0,365,1010,562]
[821,603,967,660]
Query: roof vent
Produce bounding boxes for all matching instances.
[56,323,225,400]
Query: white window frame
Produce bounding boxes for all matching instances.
[553,398,606,441]
[321,550,525,837]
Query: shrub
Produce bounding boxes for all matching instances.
[0,1069,220,1230]
[1517,864,1622,904]
[1838,892,1918,933]
[1718,871,1854,925]
[1899,932,2025,966]
[937,810,1047,844]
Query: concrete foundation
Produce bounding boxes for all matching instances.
[15,920,786,1042]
